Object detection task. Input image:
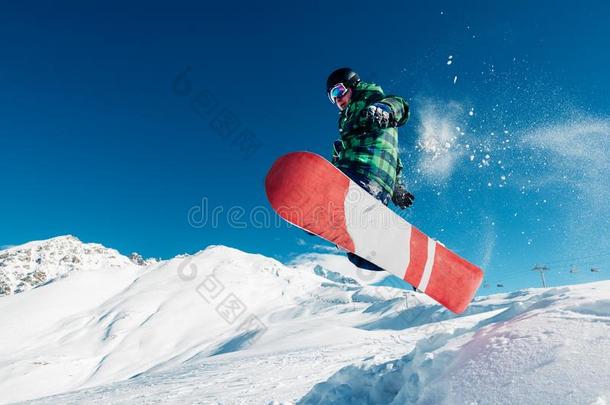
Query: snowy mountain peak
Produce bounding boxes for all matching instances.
[128,252,158,266]
[0,235,150,296]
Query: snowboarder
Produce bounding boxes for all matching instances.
[326,67,414,271]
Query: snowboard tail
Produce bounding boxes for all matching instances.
[265,152,483,313]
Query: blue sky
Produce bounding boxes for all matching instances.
[2,1,609,293]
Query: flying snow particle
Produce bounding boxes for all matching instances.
[469,109,474,116]
[453,75,458,84]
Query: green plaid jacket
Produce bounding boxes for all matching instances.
[332,81,409,195]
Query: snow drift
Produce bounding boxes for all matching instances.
[300,284,610,404]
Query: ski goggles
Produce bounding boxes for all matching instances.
[328,82,349,104]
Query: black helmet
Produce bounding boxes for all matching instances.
[326,67,360,93]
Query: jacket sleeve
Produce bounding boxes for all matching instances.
[379,95,409,127]
[358,83,409,126]
[331,139,344,164]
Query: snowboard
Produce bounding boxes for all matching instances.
[265,151,483,313]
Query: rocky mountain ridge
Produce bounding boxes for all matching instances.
[0,235,154,296]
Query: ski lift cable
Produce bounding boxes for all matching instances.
[487,256,608,278]
[489,266,604,282]
[479,251,609,284]
[543,251,610,266]
[484,265,606,284]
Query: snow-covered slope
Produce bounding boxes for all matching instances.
[300,283,610,404]
[0,237,608,404]
[289,252,397,287]
[0,235,152,296]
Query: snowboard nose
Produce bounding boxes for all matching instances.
[265,152,355,251]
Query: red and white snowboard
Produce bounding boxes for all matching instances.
[265,151,483,313]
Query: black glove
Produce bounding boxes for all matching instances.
[361,102,395,129]
[392,184,414,209]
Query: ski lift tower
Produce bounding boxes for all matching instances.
[532,265,549,288]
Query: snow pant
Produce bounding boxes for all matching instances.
[340,168,391,272]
